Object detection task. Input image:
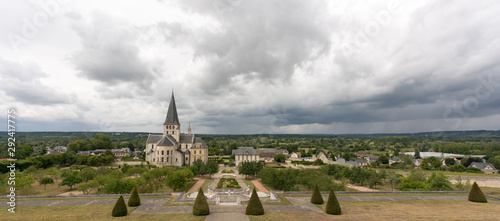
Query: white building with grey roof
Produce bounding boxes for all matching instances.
[145,92,208,167]
[232,147,260,166]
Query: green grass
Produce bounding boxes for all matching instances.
[241,194,292,205]
[162,195,215,206]
[283,193,469,197]
[12,195,168,202]
[0,205,204,221]
[200,179,214,191]
[480,186,500,198]
[251,201,500,221]
[176,180,198,193]
[244,180,256,190]
[13,179,75,196]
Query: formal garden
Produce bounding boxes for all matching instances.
[216,177,241,189]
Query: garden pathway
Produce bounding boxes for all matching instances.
[187,177,205,193]
[251,179,269,193]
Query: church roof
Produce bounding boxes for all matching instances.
[195,137,208,148]
[180,134,195,144]
[146,134,163,143]
[157,135,178,146]
[164,92,180,125]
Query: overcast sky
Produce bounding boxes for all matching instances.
[1,0,500,134]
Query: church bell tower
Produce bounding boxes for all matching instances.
[163,92,180,142]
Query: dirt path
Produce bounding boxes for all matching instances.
[251,179,269,193]
[57,190,85,196]
[346,184,379,192]
[187,177,205,193]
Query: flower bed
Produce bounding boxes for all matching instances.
[221,169,235,173]
[216,177,241,188]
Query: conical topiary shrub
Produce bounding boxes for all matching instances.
[325,188,341,215]
[245,188,264,215]
[468,182,487,203]
[311,184,324,204]
[193,188,210,216]
[112,195,128,217]
[128,185,141,207]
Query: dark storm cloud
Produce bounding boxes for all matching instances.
[0,57,75,105]
[70,11,156,96]
[166,0,333,94]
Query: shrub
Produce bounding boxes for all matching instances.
[193,188,210,216]
[325,188,341,215]
[311,184,324,204]
[246,188,264,215]
[128,185,141,207]
[111,195,128,217]
[468,182,487,203]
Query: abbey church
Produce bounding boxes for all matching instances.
[145,92,208,167]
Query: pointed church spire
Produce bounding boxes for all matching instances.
[188,121,191,135]
[164,91,180,125]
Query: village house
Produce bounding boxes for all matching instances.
[290,152,301,159]
[468,162,498,174]
[389,157,402,165]
[112,148,131,159]
[232,147,260,166]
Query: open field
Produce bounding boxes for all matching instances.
[0,204,204,221]
[251,201,500,221]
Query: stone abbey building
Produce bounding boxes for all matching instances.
[145,92,208,167]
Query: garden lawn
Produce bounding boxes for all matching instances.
[0,205,204,221]
[251,201,500,221]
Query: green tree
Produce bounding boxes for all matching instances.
[444,158,456,166]
[46,167,61,182]
[325,188,341,215]
[273,153,287,163]
[377,155,389,164]
[245,188,264,215]
[238,161,263,179]
[451,164,465,172]
[427,173,452,191]
[311,184,324,204]
[387,172,400,191]
[59,171,83,190]
[193,188,210,216]
[39,177,54,190]
[193,159,207,175]
[166,170,187,191]
[486,156,500,170]
[259,168,296,191]
[128,185,141,207]
[206,160,219,179]
[111,195,128,217]
[468,182,487,203]
[92,133,113,149]
[80,167,97,183]
[428,157,442,169]
[313,158,325,165]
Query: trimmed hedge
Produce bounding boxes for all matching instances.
[468,182,487,203]
[111,195,128,217]
[325,188,341,215]
[311,184,324,204]
[245,188,265,215]
[193,188,210,216]
[128,185,141,207]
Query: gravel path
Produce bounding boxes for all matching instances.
[251,179,269,193]
[187,178,206,193]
